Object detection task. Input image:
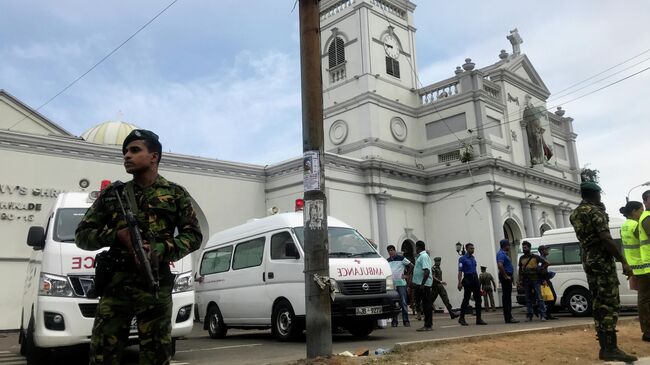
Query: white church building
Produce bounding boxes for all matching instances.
[0,0,581,329]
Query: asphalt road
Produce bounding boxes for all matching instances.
[1,308,614,365]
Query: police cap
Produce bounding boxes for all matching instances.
[580,181,602,192]
[433,257,441,262]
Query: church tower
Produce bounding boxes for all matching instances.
[319,0,420,163]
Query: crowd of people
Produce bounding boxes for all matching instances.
[385,237,556,332]
[384,181,650,363]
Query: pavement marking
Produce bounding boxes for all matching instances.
[504,326,552,333]
[440,325,460,328]
[176,343,262,353]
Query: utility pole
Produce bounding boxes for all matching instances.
[299,0,332,358]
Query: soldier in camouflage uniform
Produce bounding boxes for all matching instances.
[76,129,203,365]
[569,181,636,362]
[431,257,459,319]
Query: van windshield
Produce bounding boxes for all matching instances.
[293,227,381,258]
[54,208,88,243]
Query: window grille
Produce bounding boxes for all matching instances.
[385,56,400,78]
[438,150,461,163]
[328,37,345,68]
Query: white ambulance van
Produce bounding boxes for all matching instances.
[516,220,634,316]
[19,190,195,360]
[195,212,400,341]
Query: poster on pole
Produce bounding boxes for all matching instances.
[303,151,320,191]
[304,199,324,230]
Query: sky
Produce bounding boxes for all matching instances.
[1,0,649,216]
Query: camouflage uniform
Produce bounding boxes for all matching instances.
[76,175,202,365]
[570,201,619,333]
[431,264,455,314]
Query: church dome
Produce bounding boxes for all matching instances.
[81,121,140,146]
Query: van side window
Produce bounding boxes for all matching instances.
[545,246,563,266]
[271,232,299,260]
[233,237,265,270]
[564,243,582,265]
[200,246,233,275]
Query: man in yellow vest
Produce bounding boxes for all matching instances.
[620,200,649,340]
[639,191,650,341]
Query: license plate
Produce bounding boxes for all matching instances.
[130,317,138,333]
[355,306,382,315]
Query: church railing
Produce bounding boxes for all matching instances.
[329,62,347,84]
[320,0,355,21]
[369,0,406,19]
[482,79,501,101]
[418,79,461,105]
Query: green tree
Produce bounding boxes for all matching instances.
[580,166,600,183]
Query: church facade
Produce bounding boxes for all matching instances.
[0,0,580,329]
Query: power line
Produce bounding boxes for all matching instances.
[7,0,179,131]
[549,55,650,103]
[486,54,650,128]
[550,48,650,98]
[473,64,650,134]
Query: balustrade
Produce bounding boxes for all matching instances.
[320,0,355,21]
[419,82,460,105]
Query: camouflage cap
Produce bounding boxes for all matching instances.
[433,256,441,262]
[122,129,160,153]
[580,181,602,192]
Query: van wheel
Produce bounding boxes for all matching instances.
[207,305,228,339]
[347,320,375,338]
[566,288,592,316]
[272,301,302,341]
[22,314,48,363]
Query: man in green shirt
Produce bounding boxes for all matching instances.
[413,241,433,331]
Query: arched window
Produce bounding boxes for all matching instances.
[328,37,345,69]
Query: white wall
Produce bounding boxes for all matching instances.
[0,147,266,330]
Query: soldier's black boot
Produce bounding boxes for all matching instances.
[598,330,637,362]
[458,316,468,326]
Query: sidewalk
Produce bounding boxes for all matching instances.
[0,331,19,355]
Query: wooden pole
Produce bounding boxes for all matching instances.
[299,0,332,358]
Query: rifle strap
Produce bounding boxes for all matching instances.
[125,181,140,215]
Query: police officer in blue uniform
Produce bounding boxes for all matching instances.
[457,243,487,326]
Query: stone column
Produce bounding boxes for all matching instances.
[554,207,564,229]
[375,193,391,251]
[487,191,505,246]
[530,202,541,237]
[562,207,572,228]
[520,199,534,237]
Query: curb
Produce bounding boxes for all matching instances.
[392,317,638,352]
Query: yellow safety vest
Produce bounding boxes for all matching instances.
[621,218,646,275]
[639,210,650,273]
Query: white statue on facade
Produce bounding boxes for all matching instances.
[523,95,552,165]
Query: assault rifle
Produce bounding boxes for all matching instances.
[113,181,160,298]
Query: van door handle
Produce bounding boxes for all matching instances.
[262,272,266,282]
[268,272,275,279]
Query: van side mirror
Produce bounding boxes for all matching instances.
[27,226,46,250]
[285,242,300,259]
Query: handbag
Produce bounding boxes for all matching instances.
[541,283,554,301]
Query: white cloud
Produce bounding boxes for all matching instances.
[2,0,650,214]
[58,50,302,164]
